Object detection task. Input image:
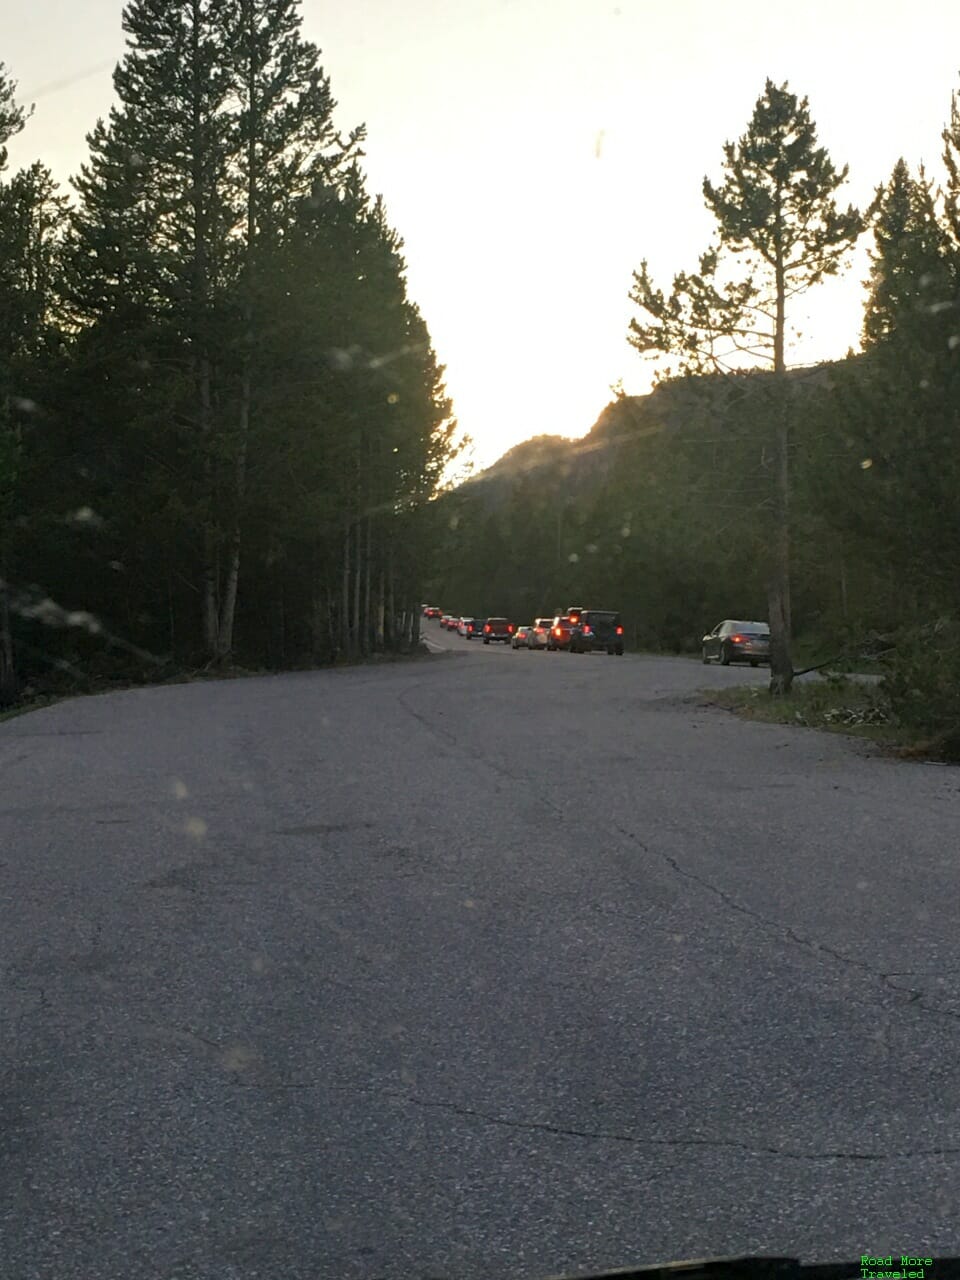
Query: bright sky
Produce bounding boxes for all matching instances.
[6,0,960,470]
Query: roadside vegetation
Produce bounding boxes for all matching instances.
[706,647,960,764]
[429,80,960,762]
[705,675,895,743]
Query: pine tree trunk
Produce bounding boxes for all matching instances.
[276,578,285,668]
[217,0,257,667]
[341,523,351,656]
[203,522,219,659]
[216,413,247,662]
[363,517,372,656]
[167,573,176,660]
[311,575,324,663]
[768,403,793,695]
[327,585,337,659]
[376,567,385,651]
[311,547,331,664]
[839,542,848,620]
[200,354,220,660]
[387,551,396,651]
[768,248,794,696]
[187,0,219,667]
[0,570,18,708]
[352,519,361,657]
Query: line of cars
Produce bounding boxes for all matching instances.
[423,607,772,665]
[421,606,626,655]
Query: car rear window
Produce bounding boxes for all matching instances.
[584,612,619,624]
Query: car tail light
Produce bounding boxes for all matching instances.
[508,624,514,633]
[582,625,592,635]
[615,625,623,636]
[553,627,561,636]
[731,634,744,643]
[569,615,579,625]
[484,624,490,633]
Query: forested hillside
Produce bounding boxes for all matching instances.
[0,1,461,708]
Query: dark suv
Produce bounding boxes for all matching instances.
[546,614,581,651]
[570,610,625,655]
[482,617,514,644]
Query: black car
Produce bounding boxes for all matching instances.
[570,609,625,655]
[701,619,770,666]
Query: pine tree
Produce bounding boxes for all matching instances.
[628,80,863,692]
[64,0,364,664]
[814,157,960,611]
[863,158,953,349]
[0,71,65,706]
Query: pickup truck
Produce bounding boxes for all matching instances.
[481,617,514,644]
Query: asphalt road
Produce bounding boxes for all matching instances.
[3,630,960,1279]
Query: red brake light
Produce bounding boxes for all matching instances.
[569,614,579,625]
[553,626,561,636]
[508,624,514,633]
[615,625,623,635]
[484,624,490,633]
[731,634,744,643]
[583,625,591,635]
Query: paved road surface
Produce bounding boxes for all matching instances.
[3,631,960,1278]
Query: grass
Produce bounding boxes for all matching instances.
[703,674,903,748]
[708,676,960,762]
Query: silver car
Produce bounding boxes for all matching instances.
[528,617,553,649]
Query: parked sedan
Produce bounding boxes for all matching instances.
[511,625,534,649]
[702,620,771,666]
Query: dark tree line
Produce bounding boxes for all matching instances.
[428,78,960,753]
[0,1,460,707]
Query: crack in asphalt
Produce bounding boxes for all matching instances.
[220,1077,960,1163]
[388,1091,960,1161]
[397,671,960,1027]
[617,824,960,1025]
[609,822,960,1025]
